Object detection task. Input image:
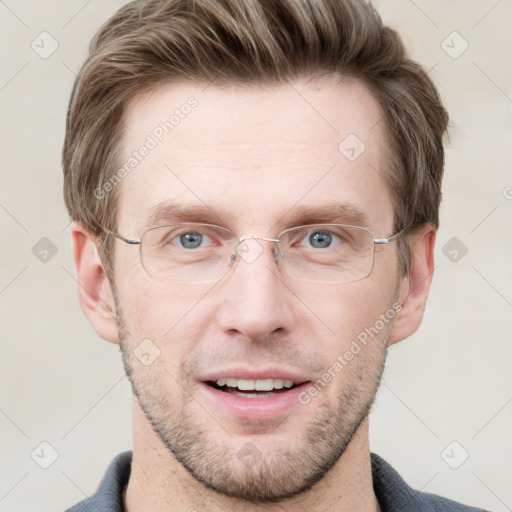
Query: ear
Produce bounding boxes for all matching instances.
[70,221,119,344]
[389,224,436,345]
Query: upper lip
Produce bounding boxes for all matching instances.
[199,367,312,385]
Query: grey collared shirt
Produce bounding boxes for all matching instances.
[65,451,490,511]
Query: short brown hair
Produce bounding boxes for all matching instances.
[63,0,449,281]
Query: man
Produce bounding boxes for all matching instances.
[62,0,488,510]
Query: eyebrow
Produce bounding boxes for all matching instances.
[141,200,370,234]
[284,203,370,230]
[143,202,232,232]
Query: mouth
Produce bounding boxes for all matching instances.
[198,368,313,419]
[205,378,303,398]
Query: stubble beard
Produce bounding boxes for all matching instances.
[114,291,390,503]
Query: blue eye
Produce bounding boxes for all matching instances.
[179,232,204,249]
[309,231,331,248]
[301,229,342,249]
[168,230,214,250]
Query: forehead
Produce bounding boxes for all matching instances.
[117,76,394,235]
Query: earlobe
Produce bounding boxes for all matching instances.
[389,225,436,345]
[70,221,119,344]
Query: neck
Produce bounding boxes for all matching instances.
[124,397,380,512]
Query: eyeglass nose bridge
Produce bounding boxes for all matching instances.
[238,234,281,244]
[231,233,284,266]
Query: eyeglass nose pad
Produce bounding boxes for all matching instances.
[273,243,284,262]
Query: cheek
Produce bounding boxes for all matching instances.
[115,272,216,357]
[297,278,397,353]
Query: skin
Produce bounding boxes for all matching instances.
[71,76,435,512]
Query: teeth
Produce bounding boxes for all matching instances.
[238,378,255,390]
[215,378,297,391]
[273,379,284,389]
[226,378,238,388]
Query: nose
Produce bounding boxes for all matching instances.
[216,236,294,343]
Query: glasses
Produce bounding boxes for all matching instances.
[102,222,407,284]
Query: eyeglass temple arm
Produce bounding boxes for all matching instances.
[102,227,141,245]
[373,226,408,245]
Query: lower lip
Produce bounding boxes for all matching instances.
[198,382,311,420]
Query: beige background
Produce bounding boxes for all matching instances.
[0,1,511,511]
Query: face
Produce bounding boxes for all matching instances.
[112,76,402,502]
